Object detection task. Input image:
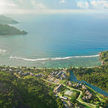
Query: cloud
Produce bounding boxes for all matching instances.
[1,0,108,14]
[31,0,47,9]
[0,0,48,14]
[12,0,47,9]
[77,1,89,9]
[0,0,17,14]
[59,0,66,4]
[77,0,108,9]
[90,0,108,9]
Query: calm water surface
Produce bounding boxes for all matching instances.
[70,71,108,96]
[0,14,108,67]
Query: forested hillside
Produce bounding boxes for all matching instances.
[0,15,18,24]
[70,51,108,92]
[0,67,63,108]
[100,51,108,64]
[0,15,27,35]
[0,24,27,35]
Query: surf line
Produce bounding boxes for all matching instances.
[9,54,99,62]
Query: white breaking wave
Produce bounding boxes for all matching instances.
[0,49,7,54]
[9,54,99,62]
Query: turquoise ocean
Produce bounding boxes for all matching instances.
[0,13,108,68]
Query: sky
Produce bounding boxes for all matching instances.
[0,0,108,14]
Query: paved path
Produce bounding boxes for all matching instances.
[42,78,97,108]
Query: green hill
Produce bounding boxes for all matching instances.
[0,15,18,24]
[0,15,27,35]
[0,68,63,108]
[100,51,108,64]
[0,24,27,35]
[69,51,108,92]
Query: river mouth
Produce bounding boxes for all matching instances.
[70,71,108,97]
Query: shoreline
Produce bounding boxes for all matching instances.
[0,53,100,69]
[0,50,103,70]
[9,54,100,62]
[0,51,108,97]
[0,64,108,97]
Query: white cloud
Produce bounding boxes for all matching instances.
[0,0,47,14]
[59,0,65,4]
[1,0,108,14]
[31,0,47,9]
[91,0,108,9]
[77,0,108,9]
[77,1,89,9]
[36,3,47,9]
[0,0,17,14]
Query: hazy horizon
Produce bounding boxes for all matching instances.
[1,0,108,15]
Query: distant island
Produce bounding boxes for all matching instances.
[0,15,27,35]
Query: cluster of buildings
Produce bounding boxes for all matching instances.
[18,72,31,76]
[67,81,88,90]
[81,85,93,101]
[82,90,93,101]
[35,73,44,77]
[0,66,94,108]
[0,67,19,72]
[54,84,74,108]
[72,83,82,89]
[50,70,67,80]
[54,84,63,93]
[54,84,69,100]
[47,70,68,84]
[66,81,93,101]
[67,81,82,88]
[17,71,44,78]
[0,66,37,74]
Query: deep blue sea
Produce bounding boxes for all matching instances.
[0,13,108,68]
